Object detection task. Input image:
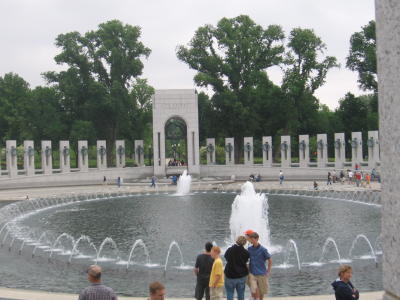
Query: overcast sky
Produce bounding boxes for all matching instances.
[0,0,375,109]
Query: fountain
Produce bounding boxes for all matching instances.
[126,239,151,270]
[348,234,377,263]
[283,239,301,271]
[319,237,345,263]
[175,170,192,195]
[229,181,273,250]
[164,240,184,272]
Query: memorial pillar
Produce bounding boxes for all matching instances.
[41,140,52,175]
[59,141,70,173]
[243,137,253,165]
[134,140,144,167]
[97,140,107,170]
[280,136,291,168]
[262,136,272,167]
[334,133,345,169]
[78,140,89,172]
[206,138,216,165]
[115,140,126,168]
[298,135,309,168]
[24,140,35,176]
[351,132,363,168]
[367,131,380,168]
[6,140,18,178]
[317,134,328,168]
[225,138,234,165]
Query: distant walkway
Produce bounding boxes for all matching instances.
[0,287,384,300]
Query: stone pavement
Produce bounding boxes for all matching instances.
[0,288,385,300]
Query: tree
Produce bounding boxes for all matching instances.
[336,92,369,134]
[346,21,377,93]
[177,15,285,161]
[44,20,151,164]
[282,28,339,135]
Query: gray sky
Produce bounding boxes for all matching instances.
[0,0,375,109]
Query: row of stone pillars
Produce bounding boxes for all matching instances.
[1,140,146,177]
[206,131,380,168]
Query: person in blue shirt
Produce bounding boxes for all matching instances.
[244,230,272,300]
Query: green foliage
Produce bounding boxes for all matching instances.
[346,21,377,92]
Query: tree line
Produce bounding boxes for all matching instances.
[0,17,377,164]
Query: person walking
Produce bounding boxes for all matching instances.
[151,176,157,188]
[245,230,272,300]
[194,242,214,300]
[224,236,249,300]
[209,246,224,300]
[327,172,332,185]
[78,265,118,300]
[149,282,166,300]
[279,170,284,185]
[331,265,359,300]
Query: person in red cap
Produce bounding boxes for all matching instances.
[244,231,272,300]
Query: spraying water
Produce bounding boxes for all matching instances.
[176,170,192,196]
[229,181,273,250]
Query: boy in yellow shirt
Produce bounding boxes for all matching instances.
[209,246,224,300]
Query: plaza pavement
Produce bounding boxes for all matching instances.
[0,180,383,299]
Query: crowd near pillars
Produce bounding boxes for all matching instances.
[116,140,125,168]
[152,90,200,176]
[24,140,35,176]
[59,141,70,173]
[41,141,52,175]
[6,140,17,178]
[280,136,291,168]
[97,140,107,170]
[225,138,234,165]
[206,138,215,165]
[367,131,380,167]
[244,137,253,165]
[298,135,309,168]
[334,133,345,169]
[262,136,272,167]
[317,134,328,168]
[134,140,144,167]
[351,132,363,168]
[376,1,400,298]
[78,140,89,172]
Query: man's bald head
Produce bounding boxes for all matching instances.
[87,265,102,282]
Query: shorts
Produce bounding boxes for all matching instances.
[210,286,224,300]
[247,273,269,295]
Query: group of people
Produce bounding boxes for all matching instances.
[78,232,359,300]
[326,169,376,188]
[194,230,271,300]
[168,159,186,166]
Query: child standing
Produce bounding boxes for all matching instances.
[209,246,224,300]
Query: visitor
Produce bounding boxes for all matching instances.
[355,163,360,170]
[244,230,272,300]
[103,176,107,185]
[172,175,177,185]
[255,174,261,182]
[313,181,318,190]
[149,281,166,300]
[151,175,157,188]
[279,170,284,185]
[339,170,345,184]
[249,174,255,182]
[194,242,214,300]
[348,170,353,184]
[332,169,337,183]
[365,173,371,188]
[25,195,29,200]
[78,265,118,300]
[224,236,249,300]
[331,265,359,300]
[327,172,332,185]
[355,172,362,187]
[117,177,121,188]
[209,246,224,300]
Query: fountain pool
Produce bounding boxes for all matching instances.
[0,188,381,297]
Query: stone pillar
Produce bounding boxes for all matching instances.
[41,140,52,175]
[115,140,126,168]
[97,140,107,170]
[334,133,345,169]
[59,141,70,173]
[351,132,363,168]
[262,136,272,167]
[367,131,380,168]
[317,134,328,168]
[134,140,144,167]
[225,138,234,165]
[280,136,291,168]
[206,138,216,165]
[24,140,35,176]
[376,2,400,299]
[243,137,253,165]
[6,140,18,178]
[298,135,309,168]
[78,140,89,172]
